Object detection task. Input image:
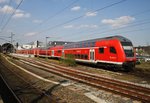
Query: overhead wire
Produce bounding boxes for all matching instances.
[28,0,79,32]
[0,0,79,43]
[14,0,126,43]
[0,0,24,32]
[19,0,149,44]
[71,20,150,40]
[0,38,10,42]
[131,9,150,16]
[51,10,150,41]
[109,27,150,36]
[15,0,150,45]
[0,35,10,38]
[41,0,79,25]
[35,0,127,35]
[0,0,13,30]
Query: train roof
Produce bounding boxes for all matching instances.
[65,35,131,45]
[80,35,131,43]
[63,35,132,49]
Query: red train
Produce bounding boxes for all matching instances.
[16,36,136,71]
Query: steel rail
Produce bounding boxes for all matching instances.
[0,58,56,103]
[36,58,150,94]
[16,57,150,102]
[0,62,22,103]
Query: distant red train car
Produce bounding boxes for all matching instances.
[50,46,63,57]
[16,36,136,71]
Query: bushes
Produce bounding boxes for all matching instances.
[60,54,76,66]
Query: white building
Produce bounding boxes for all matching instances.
[17,41,44,50]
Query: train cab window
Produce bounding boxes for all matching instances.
[99,48,104,53]
[110,47,116,54]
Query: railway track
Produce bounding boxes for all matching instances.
[0,73,22,103]
[9,55,150,102]
[0,56,58,103]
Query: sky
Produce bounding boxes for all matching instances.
[0,0,150,47]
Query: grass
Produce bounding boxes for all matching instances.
[60,54,77,67]
[135,62,150,74]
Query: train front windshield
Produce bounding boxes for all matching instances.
[121,42,134,57]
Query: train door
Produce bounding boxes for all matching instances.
[37,49,39,55]
[52,50,54,56]
[90,49,95,61]
[34,49,35,55]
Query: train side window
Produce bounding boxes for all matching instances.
[90,42,93,47]
[77,44,79,48]
[85,55,88,59]
[84,43,86,47]
[77,54,80,58]
[110,47,116,54]
[75,54,77,58]
[83,43,86,47]
[57,50,61,53]
[88,42,90,47]
[91,42,95,47]
[99,48,104,53]
[81,55,83,59]
[80,43,82,48]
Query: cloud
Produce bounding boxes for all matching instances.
[85,12,97,17]
[71,6,81,11]
[101,16,135,28]
[0,5,30,18]
[0,0,21,4]
[33,19,43,24]
[78,24,98,29]
[25,32,37,36]
[64,25,74,29]
[0,5,14,14]
[13,8,31,18]
[63,24,98,29]
[13,13,30,18]
[13,12,30,18]
[0,0,6,3]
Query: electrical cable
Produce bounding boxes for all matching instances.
[35,0,127,35]
[0,0,13,30]
[0,0,24,32]
[52,18,150,41]
[41,0,79,25]
[0,38,10,42]
[14,0,127,43]
[71,20,150,40]
[29,0,79,32]
[14,0,150,45]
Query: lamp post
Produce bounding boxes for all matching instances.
[46,37,51,57]
[10,32,15,53]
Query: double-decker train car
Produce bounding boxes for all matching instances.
[16,35,136,71]
[50,46,64,58]
[62,36,136,71]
